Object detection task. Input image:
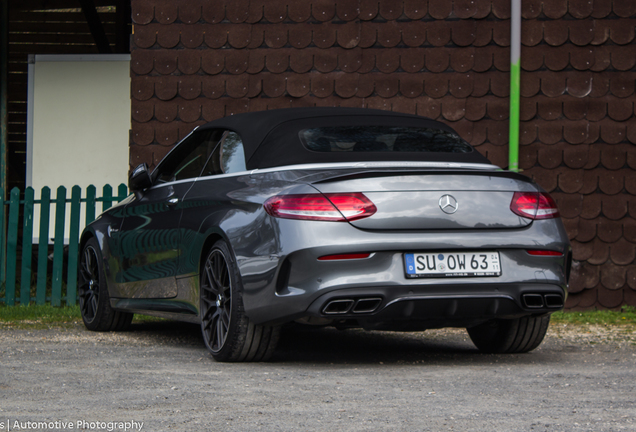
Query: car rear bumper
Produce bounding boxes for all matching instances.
[303,282,565,330]
[237,217,571,326]
[247,279,566,326]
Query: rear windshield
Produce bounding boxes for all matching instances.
[300,126,473,154]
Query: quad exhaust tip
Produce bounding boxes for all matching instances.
[322,298,382,315]
[322,299,354,314]
[522,293,564,309]
[353,298,383,313]
[544,294,564,308]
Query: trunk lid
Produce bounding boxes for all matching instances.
[309,171,537,230]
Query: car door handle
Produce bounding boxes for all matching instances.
[167,197,179,206]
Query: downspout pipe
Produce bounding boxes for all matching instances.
[508,0,521,172]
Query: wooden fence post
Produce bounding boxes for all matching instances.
[19,187,34,305]
[35,186,50,305]
[118,183,128,201]
[102,184,113,211]
[66,185,81,305]
[86,184,96,225]
[5,187,19,305]
[51,186,66,306]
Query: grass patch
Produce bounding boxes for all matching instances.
[551,306,636,326]
[0,304,167,329]
[0,304,81,326]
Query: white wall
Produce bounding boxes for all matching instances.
[27,54,131,243]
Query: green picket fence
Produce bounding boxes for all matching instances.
[0,183,128,307]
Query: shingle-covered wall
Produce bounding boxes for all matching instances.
[129,0,636,309]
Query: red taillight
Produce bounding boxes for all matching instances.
[326,194,377,221]
[526,250,563,256]
[510,192,560,220]
[263,193,377,222]
[318,253,372,261]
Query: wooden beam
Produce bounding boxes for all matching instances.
[8,44,101,54]
[10,20,117,33]
[11,0,118,11]
[115,0,130,53]
[78,0,112,53]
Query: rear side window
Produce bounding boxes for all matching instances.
[300,126,473,154]
[220,132,246,173]
[200,131,247,176]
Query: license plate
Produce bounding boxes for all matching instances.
[404,251,501,278]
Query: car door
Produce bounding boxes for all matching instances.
[175,130,249,277]
[113,128,224,299]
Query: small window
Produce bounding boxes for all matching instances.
[220,132,246,173]
[155,129,223,183]
[300,126,473,154]
[200,131,246,176]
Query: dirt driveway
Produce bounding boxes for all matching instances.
[1,322,634,431]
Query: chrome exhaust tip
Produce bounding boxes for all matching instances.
[522,294,544,308]
[352,298,382,314]
[322,299,354,314]
[544,294,564,308]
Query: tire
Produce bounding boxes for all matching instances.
[467,314,551,354]
[200,240,280,362]
[78,238,133,332]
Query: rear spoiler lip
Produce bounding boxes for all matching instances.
[308,168,534,185]
[250,161,501,173]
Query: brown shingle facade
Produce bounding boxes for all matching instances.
[129,0,636,309]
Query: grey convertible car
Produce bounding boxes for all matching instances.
[79,107,571,361]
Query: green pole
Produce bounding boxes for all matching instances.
[508,0,521,173]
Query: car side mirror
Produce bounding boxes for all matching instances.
[129,163,152,197]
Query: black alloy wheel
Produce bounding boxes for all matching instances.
[78,238,133,331]
[200,240,280,362]
[200,248,233,353]
[79,243,101,324]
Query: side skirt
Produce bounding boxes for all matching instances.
[111,298,200,324]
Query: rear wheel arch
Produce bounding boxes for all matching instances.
[199,238,280,361]
[199,232,229,276]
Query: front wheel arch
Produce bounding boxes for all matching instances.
[78,237,133,331]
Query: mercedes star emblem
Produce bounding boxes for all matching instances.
[439,194,458,214]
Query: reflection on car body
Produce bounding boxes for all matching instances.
[78,107,571,362]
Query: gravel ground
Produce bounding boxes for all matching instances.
[0,322,634,432]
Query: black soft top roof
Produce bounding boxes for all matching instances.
[198,107,490,170]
